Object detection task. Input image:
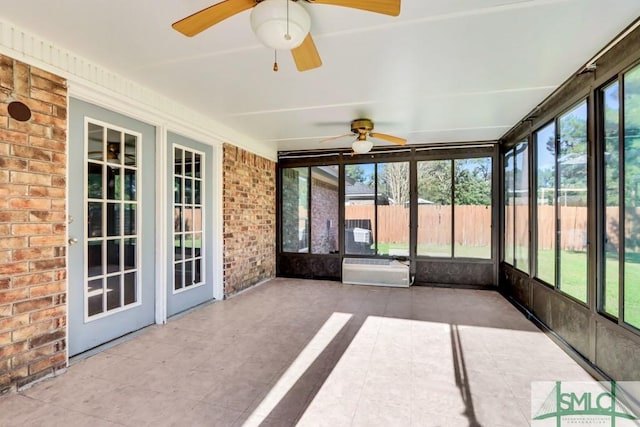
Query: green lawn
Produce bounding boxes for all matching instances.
[536,249,640,328]
[377,242,640,328]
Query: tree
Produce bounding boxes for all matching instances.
[417,160,452,205]
[379,162,409,205]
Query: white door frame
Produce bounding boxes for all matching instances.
[68,82,225,330]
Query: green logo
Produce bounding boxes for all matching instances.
[532,381,640,426]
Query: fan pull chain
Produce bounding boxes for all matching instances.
[285,0,291,41]
[273,50,279,72]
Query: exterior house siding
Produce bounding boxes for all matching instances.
[0,55,68,393]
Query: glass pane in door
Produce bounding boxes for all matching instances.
[86,120,140,319]
[173,145,206,292]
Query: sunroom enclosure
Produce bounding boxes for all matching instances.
[277,146,499,286]
[276,23,640,384]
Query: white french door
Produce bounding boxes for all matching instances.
[68,98,156,356]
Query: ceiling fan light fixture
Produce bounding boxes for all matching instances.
[352,139,373,154]
[250,0,310,50]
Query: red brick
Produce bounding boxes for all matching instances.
[0,304,11,318]
[29,306,65,323]
[52,224,65,234]
[52,126,66,142]
[12,145,52,162]
[0,289,28,306]
[51,176,66,188]
[29,137,65,153]
[28,211,65,222]
[50,200,65,211]
[12,320,53,342]
[0,314,29,332]
[12,272,54,288]
[9,171,51,186]
[0,278,10,290]
[29,258,65,272]
[12,247,54,262]
[0,156,28,171]
[29,185,65,199]
[30,74,66,96]
[0,56,14,91]
[0,142,8,156]
[30,67,65,86]
[29,235,65,247]
[0,237,27,250]
[0,129,27,145]
[13,61,29,96]
[31,112,65,129]
[30,87,65,109]
[8,120,50,139]
[28,352,66,376]
[10,344,55,369]
[29,281,65,298]
[0,184,29,197]
[0,262,29,276]
[11,224,53,236]
[29,160,67,175]
[53,106,67,120]
[0,341,28,359]
[29,328,63,348]
[13,297,52,315]
[0,211,28,222]
[0,331,10,346]
[0,250,11,264]
[9,198,51,210]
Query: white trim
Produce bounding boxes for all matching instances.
[0,17,276,162]
[64,94,70,367]
[155,125,167,325]
[82,117,143,323]
[170,143,207,295]
[213,143,225,301]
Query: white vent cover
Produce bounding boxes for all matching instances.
[342,258,411,288]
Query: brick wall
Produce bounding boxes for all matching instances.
[311,177,339,254]
[0,55,67,393]
[222,144,275,296]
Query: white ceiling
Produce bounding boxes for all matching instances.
[1,1,639,154]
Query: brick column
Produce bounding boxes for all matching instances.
[222,144,275,296]
[0,55,67,393]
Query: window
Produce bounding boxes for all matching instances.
[514,143,530,272]
[282,166,341,254]
[504,150,515,265]
[417,157,492,258]
[504,142,529,272]
[602,81,620,317]
[558,102,588,302]
[344,162,410,256]
[598,64,640,329]
[535,122,557,286]
[173,146,204,292]
[454,158,492,258]
[534,101,588,303]
[624,65,640,328]
[86,122,139,318]
[311,166,339,254]
[282,167,309,253]
[417,160,452,256]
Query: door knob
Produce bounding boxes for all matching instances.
[68,238,78,246]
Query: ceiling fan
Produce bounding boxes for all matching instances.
[172,0,401,71]
[322,118,407,154]
[89,143,135,162]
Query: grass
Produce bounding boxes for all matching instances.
[377,241,640,329]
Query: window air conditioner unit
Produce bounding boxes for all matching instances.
[342,258,412,288]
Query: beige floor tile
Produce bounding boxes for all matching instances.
[1,279,595,427]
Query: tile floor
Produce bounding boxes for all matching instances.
[0,278,594,426]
